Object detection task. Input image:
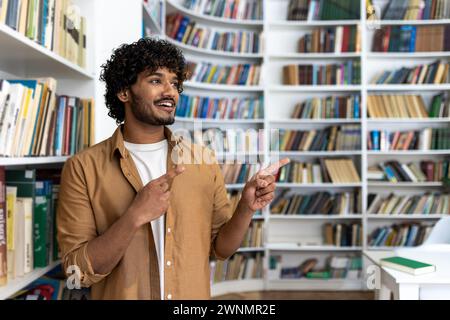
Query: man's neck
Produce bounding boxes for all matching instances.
[122,121,165,144]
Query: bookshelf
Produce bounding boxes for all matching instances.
[163,0,450,296]
[0,0,145,299]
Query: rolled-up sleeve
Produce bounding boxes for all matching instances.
[57,157,110,287]
[209,160,233,261]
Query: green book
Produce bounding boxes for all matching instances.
[380,256,436,275]
[306,271,331,279]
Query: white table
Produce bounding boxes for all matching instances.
[363,246,450,300]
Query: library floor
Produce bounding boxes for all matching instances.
[213,291,375,300]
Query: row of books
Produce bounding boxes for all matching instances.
[0,79,94,157]
[371,60,449,85]
[298,26,361,53]
[275,158,361,184]
[176,94,263,120]
[368,222,434,247]
[241,221,263,248]
[291,95,361,119]
[368,128,450,151]
[221,163,261,184]
[210,252,263,283]
[368,160,450,183]
[166,13,261,53]
[368,192,450,215]
[181,0,263,20]
[283,61,361,85]
[367,93,450,119]
[0,168,61,287]
[186,61,261,85]
[0,0,87,68]
[274,125,361,151]
[269,255,361,280]
[271,189,362,215]
[191,128,263,155]
[372,25,450,53]
[381,0,450,20]
[323,222,363,247]
[287,0,360,21]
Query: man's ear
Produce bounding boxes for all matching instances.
[117,89,129,103]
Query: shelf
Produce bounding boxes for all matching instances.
[237,247,265,252]
[275,183,362,188]
[269,52,361,59]
[0,261,60,300]
[0,156,70,166]
[225,183,246,189]
[175,117,264,124]
[211,279,264,297]
[270,119,361,124]
[269,85,362,92]
[266,244,363,251]
[366,246,402,251]
[367,214,447,220]
[266,279,363,291]
[367,182,444,187]
[166,37,263,59]
[184,81,264,91]
[369,19,450,26]
[269,214,363,220]
[166,0,264,27]
[143,2,163,34]
[0,24,94,80]
[367,150,450,155]
[366,84,450,91]
[272,151,362,156]
[367,52,450,59]
[269,20,361,27]
[367,118,450,123]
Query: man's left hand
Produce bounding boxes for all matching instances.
[240,158,290,213]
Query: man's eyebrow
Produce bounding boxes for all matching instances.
[145,71,178,80]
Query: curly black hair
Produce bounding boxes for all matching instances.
[99,38,187,124]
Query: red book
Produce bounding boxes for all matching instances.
[342,26,350,52]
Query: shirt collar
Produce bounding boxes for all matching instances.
[110,124,181,160]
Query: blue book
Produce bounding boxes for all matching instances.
[40,0,49,46]
[423,0,432,19]
[54,96,66,156]
[371,131,380,150]
[175,16,190,42]
[200,97,209,118]
[354,95,360,118]
[409,26,417,52]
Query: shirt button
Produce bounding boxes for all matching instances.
[167,294,172,300]
[166,260,172,267]
[167,228,171,234]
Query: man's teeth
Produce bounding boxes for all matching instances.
[158,102,174,107]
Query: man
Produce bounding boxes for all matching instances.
[57,38,289,300]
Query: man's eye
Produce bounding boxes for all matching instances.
[171,82,179,87]
[149,79,160,84]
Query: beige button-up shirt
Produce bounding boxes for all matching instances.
[57,125,232,299]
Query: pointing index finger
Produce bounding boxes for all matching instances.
[157,165,185,184]
[259,158,290,176]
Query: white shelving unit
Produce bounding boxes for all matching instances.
[164,0,450,296]
[0,0,144,299]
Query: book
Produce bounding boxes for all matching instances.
[380,256,436,275]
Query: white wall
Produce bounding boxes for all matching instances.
[92,0,143,143]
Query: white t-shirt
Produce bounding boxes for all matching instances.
[124,139,168,300]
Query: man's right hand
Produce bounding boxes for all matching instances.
[127,165,185,228]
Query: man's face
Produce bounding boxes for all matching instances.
[128,67,180,126]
